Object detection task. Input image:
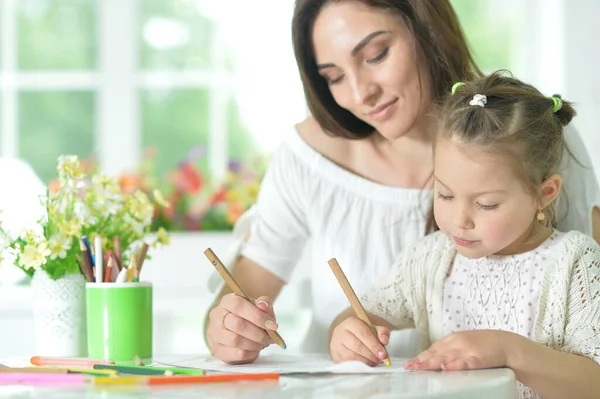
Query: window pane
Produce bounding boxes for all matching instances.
[18,91,95,183]
[141,89,210,179]
[451,0,524,72]
[140,0,215,69]
[227,97,258,164]
[18,0,96,70]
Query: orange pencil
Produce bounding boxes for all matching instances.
[204,248,287,350]
[148,372,280,385]
[93,373,279,386]
[30,356,114,367]
[104,256,114,283]
[327,258,392,366]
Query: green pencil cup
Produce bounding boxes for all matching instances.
[86,282,153,364]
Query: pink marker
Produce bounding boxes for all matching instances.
[0,373,86,384]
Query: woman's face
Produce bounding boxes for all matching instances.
[312,2,431,141]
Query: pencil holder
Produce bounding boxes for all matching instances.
[86,282,153,363]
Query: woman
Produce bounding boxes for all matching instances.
[204,0,600,364]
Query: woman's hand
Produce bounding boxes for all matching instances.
[329,315,391,367]
[404,330,522,371]
[206,293,279,364]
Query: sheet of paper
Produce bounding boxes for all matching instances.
[154,353,409,375]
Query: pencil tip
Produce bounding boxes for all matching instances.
[385,360,392,367]
[283,345,287,350]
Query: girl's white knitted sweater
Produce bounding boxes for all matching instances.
[362,230,600,399]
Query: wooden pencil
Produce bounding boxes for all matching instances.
[76,255,93,283]
[113,236,122,271]
[105,256,114,283]
[203,248,287,350]
[327,258,391,366]
[126,254,136,282]
[78,240,95,282]
[136,242,149,273]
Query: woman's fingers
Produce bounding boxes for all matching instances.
[221,293,279,331]
[210,343,260,365]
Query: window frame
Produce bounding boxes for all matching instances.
[0,0,231,180]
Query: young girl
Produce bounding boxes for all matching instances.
[329,71,600,399]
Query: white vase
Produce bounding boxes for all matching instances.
[31,271,87,357]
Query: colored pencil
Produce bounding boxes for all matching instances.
[113,235,122,270]
[148,372,279,385]
[204,248,287,350]
[136,242,149,273]
[125,254,136,282]
[0,366,115,376]
[105,255,115,283]
[92,372,279,385]
[94,364,204,376]
[95,235,103,285]
[76,254,94,283]
[327,258,392,366]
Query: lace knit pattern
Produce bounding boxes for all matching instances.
[362,230,600,399]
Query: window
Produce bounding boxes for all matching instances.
[451,0,525,73]
[0,0,306,184]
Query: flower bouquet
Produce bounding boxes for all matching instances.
[0,155,169,356]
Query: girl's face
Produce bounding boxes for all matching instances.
[433,138,544,258]
[312,2,431,141]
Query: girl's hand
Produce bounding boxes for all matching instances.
[330,316,391,367]
[404,330,522,371]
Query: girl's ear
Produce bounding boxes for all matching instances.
[538,174,562,209]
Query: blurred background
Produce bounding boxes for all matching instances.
[0,0,598,357]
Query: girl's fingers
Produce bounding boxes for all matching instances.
[344,330,383,365]
[441,358,470,371]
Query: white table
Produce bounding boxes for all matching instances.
[0,357,516,399]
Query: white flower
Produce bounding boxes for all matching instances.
[18,242,51,270]
[127,191,154,224]
[94,199,123,216]
[57,219,82,237]
[74,201,96,225]
[57,155,84,180]
[48,234,71,260]
[155,227,170,246]
[152,189,170,208]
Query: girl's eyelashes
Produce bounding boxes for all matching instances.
[477,203,499,211]
[437,193,453,201]
[367,47,389,64]
[437,192,499,211]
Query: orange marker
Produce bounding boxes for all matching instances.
[30,356,114,367]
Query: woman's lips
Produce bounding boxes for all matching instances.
[368,98,398,122]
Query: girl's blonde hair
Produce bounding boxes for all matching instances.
[436,70,576,228]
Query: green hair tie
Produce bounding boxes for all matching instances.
[451,82,466,95]
[550,96,563,113]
